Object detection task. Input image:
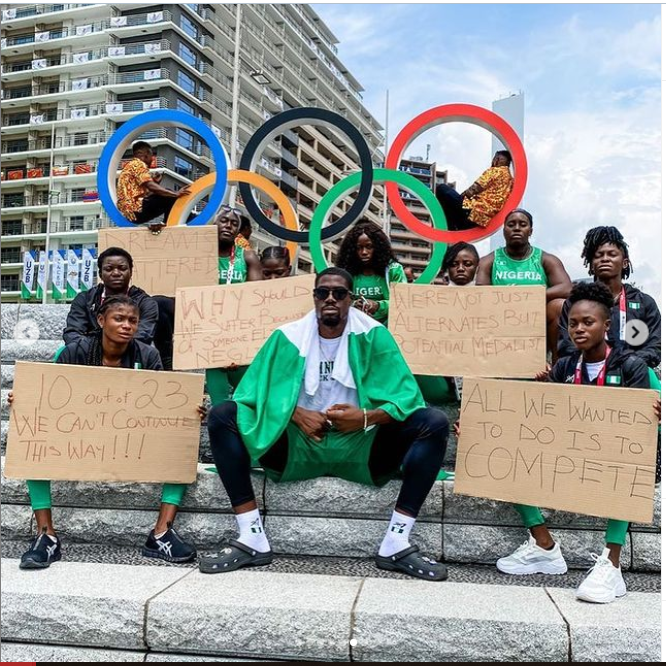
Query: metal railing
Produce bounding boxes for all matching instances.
[2,4,98,21]
[4,10,173,47]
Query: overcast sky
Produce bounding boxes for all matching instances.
[315,3,661,302]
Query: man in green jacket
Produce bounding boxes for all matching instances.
[200,268,450,581]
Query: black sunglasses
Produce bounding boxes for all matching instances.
[313,287,351,301]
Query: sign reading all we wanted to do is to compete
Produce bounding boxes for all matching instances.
[388,285,546,378]
[454,378,659,524]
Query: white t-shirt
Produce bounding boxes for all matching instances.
[585,360,605,381]
[297,336,359,413]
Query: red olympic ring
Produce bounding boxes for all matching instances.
[385,103,528,243]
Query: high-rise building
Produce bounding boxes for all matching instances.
[388,157,455,279]
[0,3,384,300]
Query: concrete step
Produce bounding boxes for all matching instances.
[1,558,659,662]
[1,363,14,389]
[2,339,62,364]
[2,459,660,570]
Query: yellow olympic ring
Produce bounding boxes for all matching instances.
[168,170,299,264]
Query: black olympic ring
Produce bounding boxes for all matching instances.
[238,107,374,243]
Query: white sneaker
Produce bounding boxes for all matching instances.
[496,534,568,575]
[576,548,627,604]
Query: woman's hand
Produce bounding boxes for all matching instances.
[453,419,460,438]
[654,399,661,423]
[197,404,207,422]
[534,364,552,382]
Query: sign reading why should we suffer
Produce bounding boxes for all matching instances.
[173,274,315,370]
[388,284,546,378]
[454,378,659,523]
[5,362,204,484]
[99,227,218,297]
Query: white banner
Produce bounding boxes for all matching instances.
[36,251,47,300]
[1,39,7,50]
[147,11,164,23]
[21,251,36,300]
[30,115,45,125]
[110,16,128,27]
[35,31,51,43]
[71,78,89,91]
[76,24,93,36]
[144,42,162,54]
[72,52,90,64]
[52,250,67,300]
[66,249,80,298]
[212,125,222,139]
[70,108,88,120]
[108,46,126,57]
[2,8,17,19]
[144,69,161,80]
[80,248,96,292]
[143,100,160,111]
[105,103,124,114]
[31,58,47,70]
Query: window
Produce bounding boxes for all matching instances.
[180,14,198,40]
[174,155,194,178]
[1,275,20,291]
[176,97,195,115]
[6,139,29,153]
[1,247,21,263]
[69,216,84,231]
[177,70,196,96]
[3,220,24,235]
[175,128,194,151]
[179,42,197,68]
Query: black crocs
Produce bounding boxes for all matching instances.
[375,545,448,581]
[198,539,274,574]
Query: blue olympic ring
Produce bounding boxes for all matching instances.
[97,109,229,228]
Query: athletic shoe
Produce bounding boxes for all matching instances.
[142,522,197,563]
[19,527,62,570]
[496,534,568,575]
[576,548,627,604]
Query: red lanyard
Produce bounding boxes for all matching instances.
[618,286,627,341]
[574,345,611,386]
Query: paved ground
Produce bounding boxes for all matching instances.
[2,540,660,592]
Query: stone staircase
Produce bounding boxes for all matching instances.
[1,304,661,662]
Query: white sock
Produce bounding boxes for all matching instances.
[236,509,271,553]
[379,511,416,557]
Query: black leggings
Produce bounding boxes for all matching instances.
[153,296,175,370]
[208,401,449,517]
[435,183,478,231]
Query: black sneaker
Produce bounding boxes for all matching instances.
[142,522,196,563]
[20,527,62,570]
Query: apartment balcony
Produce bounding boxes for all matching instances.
[1,3,109,27]
[2,10,172,54]
[1,214,112,239]
[1,190,102,212]
[1,131,111,158]
[1,97,172,135]
[0,160,100,185]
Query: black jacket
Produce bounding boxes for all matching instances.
[557,284,661,368]
[550,344,650,389]
[56,336,163,370]
[63,284,159,346]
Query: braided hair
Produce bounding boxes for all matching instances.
[442,242,479,271]
[335,220,396,276]
[581,226,632,279]
[260,245,291,266]
[569,281,615,319]
[87,295,139,366]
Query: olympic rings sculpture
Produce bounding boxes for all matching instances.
[97,104,528,283]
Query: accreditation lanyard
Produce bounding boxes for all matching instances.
[225,252,236,285]
[574,345,611,386]
[618,286,627,342]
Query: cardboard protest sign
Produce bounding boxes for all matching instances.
[5,362,204,484]
[388,284,546,378]
[454,378,659,523]
[99,226,218,296]
[173,274,315,370]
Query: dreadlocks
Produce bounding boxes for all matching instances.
[87,295,139,366]
[335,220,396,275]
[581,226,632,280]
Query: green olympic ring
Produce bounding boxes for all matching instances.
[308,168,448,284]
